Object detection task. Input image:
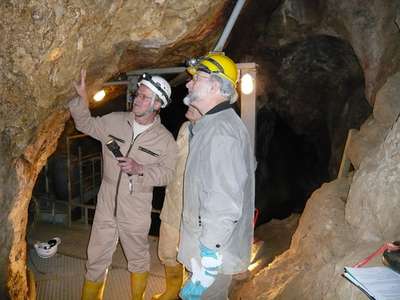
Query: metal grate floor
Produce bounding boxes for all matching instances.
[28,250,165,300]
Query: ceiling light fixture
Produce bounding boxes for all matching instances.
[93,89,106,102]
[241,73,254,95]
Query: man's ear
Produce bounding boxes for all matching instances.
[153,99,162,111]
[210,79,221,94]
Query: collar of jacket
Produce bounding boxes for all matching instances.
[205,101,233,115]
[191,102,233,137]
[126,114,162,141]
[128,113,161,128]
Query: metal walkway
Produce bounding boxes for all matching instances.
[28,249,165,300]
[28,222,165,300]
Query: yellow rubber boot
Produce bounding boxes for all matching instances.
[81,279,106,300]
[152,264,183,300]
[131,271,149,300]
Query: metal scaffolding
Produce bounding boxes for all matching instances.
[66,134,102,227]
[32,134,102,227]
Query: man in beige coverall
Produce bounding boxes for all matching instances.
[152,105,202,300]
[69,70,178,300]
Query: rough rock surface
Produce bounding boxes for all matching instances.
[229,0,400,105]
[274,0,400,104]
[233,0,400,299]
[346,114,400,242]
[373,72,400,127]
[347,71,400,172]
[0,1,232,298]
[321,0,400,103]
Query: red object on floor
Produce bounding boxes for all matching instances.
[353,242,400,268]
[252,208,260,244]
[253,208,260,226]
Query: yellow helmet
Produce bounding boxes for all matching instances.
[186,52,238,87]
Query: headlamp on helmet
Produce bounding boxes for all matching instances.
[186,52,238,87]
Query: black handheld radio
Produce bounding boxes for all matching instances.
[106,139,123,158]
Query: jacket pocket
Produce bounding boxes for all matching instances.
[138,146,160,157]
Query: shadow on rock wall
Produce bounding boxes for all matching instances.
[254,35,371,225]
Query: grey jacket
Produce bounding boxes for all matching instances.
[177,105,255,274]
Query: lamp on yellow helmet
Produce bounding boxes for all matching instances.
[186,52,238,87]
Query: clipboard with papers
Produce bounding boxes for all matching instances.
[342,266,400,300]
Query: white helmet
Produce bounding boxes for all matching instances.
[34,237,61,259]
[137,73,171,108]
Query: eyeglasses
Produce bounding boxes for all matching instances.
[132,91,155,102]
[191,72,210,83]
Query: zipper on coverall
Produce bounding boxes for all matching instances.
[113,121,141,217]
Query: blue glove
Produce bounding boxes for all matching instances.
[180,244,222,300]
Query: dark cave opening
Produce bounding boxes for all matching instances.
[255,106,331,224]
[251,35,371,225]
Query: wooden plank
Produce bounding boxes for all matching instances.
[338,129,356,178]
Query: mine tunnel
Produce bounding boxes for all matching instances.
[2,0,400,299]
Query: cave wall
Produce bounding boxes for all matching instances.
[263,0,400,104]
[232,0,400,299]
[0,1,233,298]
[228,0,400,107]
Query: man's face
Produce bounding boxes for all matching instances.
[185,105,202,123]
[183,71,212,105]
[132,85,159,117]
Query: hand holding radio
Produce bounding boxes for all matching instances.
[106,139,123,158]
[106,139,143,175]
[117,157,143,175]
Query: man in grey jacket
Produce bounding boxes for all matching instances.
[178,53,255,300]
[153,104,201,300]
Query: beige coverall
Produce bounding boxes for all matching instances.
[158,121,190,266]
[69,97,178,282]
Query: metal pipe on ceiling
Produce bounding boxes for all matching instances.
[169,0,247,86]
[214,0,247,52]
[102,81,129,86]
[126,67,185,77]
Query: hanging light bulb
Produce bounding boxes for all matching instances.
[93,89,106,102]
[241,73,254,95]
